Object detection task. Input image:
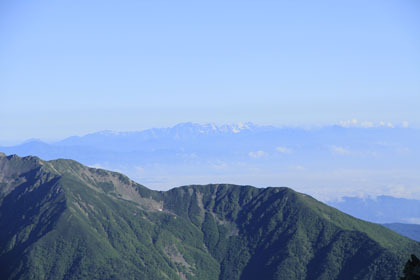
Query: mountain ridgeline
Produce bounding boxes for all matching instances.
[0,153,418,279]
[2,123,419,198]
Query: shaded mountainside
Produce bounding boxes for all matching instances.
[0,153,419,279]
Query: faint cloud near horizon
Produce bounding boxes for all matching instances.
[276,146,293,154]
[330,146,351,155]
[337,119,410,128]
[135,166,145,177]
[249,150,266,159]
[289,165,305,171]
[89,163,103,169]
[211,161,229,170]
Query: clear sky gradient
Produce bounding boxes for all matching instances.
[1,0,419,144]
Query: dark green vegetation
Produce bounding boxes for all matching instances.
[0,153,419,280]
[400,255,420,280]
[384,223,420,242]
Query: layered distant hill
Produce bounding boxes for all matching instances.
[383,223,420,242]
[328,196,420,241]
[0,153,418,279]
[1,123,419,202]
[328,196,420,224]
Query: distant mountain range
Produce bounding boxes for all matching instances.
[327,196,420,241]
[383,223,420,242]
[327,196,420,224]
[0,153,418,279]
[1,123,419,203]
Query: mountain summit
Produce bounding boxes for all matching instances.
[0,153,418,279]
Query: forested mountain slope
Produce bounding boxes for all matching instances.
[0,153,418,279]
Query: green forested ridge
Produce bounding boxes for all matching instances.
[0,153,418,279]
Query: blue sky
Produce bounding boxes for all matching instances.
[1,0,419,144]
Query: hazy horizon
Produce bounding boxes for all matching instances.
[2,122,419,202]
[0,119,417,146]
[2,1,419,201]
[2,0,419,142]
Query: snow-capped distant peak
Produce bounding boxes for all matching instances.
[212,122,256,134]
[170,122,257,134]
[231,122,253,133]
[96,130,121,136]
